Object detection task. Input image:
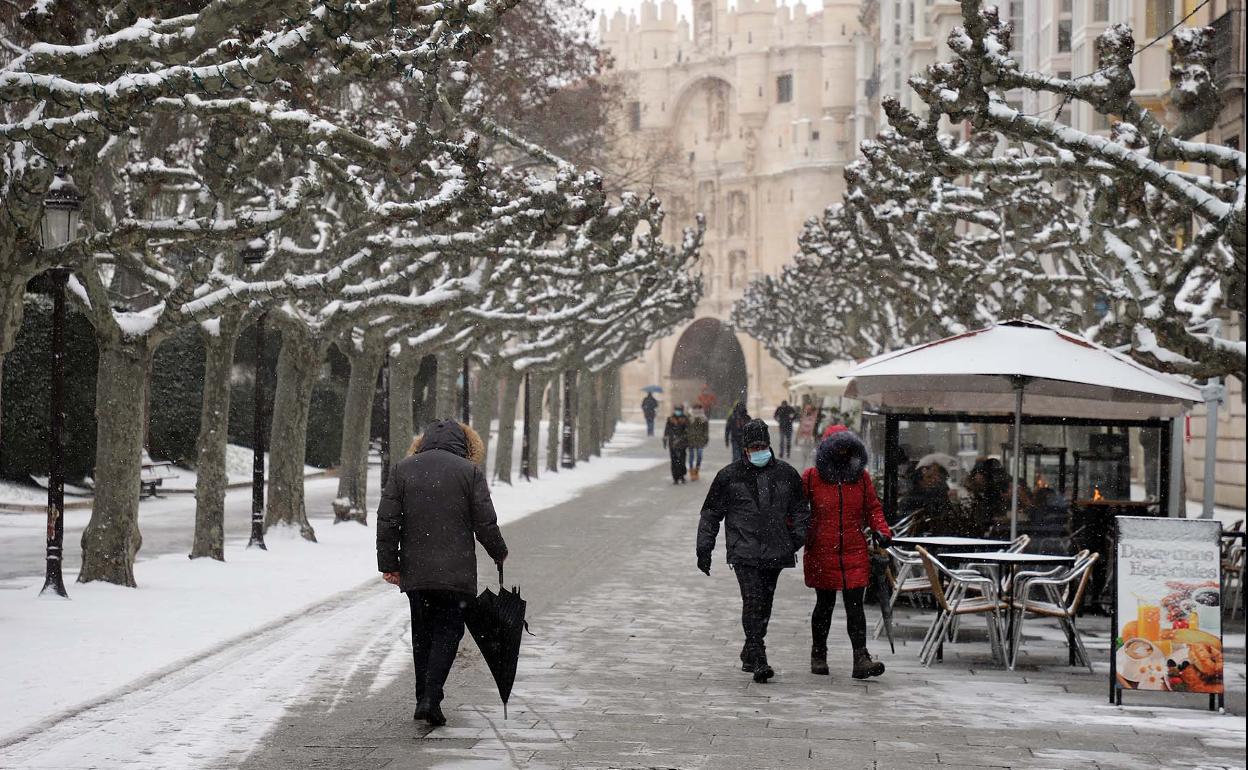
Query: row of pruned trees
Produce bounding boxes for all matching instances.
[736,1,1244,379]
[0,0,702,586]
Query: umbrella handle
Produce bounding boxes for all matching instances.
[498,563,504,589]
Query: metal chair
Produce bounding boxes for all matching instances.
[871,544,939,640]
[915,546,1008,667]
[1007,553,1100,672]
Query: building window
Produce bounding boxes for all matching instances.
[1146,0,1174,37]
[1058,20,1071,52]
[893,58,902,90]
[893,23,901,44]
[1092,0,1109,22]
[1060,0,1072,12]
[811,129,821,141]
[627,101,641,131]
[776,74,793,103]
[688,151,695,163]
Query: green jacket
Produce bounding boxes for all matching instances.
[686,416,709,448]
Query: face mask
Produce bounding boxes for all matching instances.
[748,449,772,467]
[674,409,683,416]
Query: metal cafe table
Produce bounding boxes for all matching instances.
[892,536,1013,552]
[942,551,1077,663]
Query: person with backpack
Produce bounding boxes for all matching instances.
[801,425,892,680]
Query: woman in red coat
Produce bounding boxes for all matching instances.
[802,426,892,679]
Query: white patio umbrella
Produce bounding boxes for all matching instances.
[785,359,857,399]
[842,320,1203,539]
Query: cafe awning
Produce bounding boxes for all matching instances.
[842,320,1202,420]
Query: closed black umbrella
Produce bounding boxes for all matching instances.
[869,535,896,654]
[464,565,527,718]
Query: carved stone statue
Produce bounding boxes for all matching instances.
[727,191,747,236]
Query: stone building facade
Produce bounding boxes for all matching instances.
[602,0,863,418]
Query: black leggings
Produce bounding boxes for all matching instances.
[812,587,868,652]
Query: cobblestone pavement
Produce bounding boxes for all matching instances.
[242,440,1246,770]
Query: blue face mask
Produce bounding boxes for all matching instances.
[674,409,683,416]
[748,449,772,467]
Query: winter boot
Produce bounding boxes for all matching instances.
[691,467,700,481]
[740,645,755,672]
[752,653,775,683]
[852,648,885,680]
[810,646,829,676]
[416,699,447,727]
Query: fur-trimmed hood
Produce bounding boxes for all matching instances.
[407,420,486,466]
[815,428,868,484]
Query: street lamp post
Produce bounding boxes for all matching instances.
[520,371,532,480]
[39,167,83,600]
[241,240,267,550]
[561,369,576,469]
[380,351,391,489]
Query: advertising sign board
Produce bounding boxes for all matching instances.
[1112,516,1224,710]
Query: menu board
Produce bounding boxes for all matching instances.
[1113,517,1223,701]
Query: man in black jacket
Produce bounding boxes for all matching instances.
[377,420,508,727]
[697,419,810,682]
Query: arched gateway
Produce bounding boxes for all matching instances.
[669,318,747,418]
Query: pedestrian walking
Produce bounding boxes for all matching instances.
[686,405,709,481]
[724,401,752,462]
[641,393,659,436]
[376,420,509,728]
[802,425,892,680]
[697,419,810,682]
[773,400,798,459]
[663,405,691,484]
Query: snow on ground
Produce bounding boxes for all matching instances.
[0,424,660,754]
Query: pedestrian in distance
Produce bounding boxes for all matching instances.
[663,405,691,484]
[686,405,710,481]
[773,400,798,459]
[697,419,810,683]
[641,392,659,436]
[802,425,892,680]
[376,419,509,728]
[724,401,752,463]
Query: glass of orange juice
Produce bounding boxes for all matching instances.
[1137,601,1161,641]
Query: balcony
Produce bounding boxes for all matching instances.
[1212,10,1245,90]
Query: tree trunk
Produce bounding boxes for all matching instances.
[434,352,459,420]
[545,372,561,473]
[79,339,153,586]
[492,370,522,484]
[333,342,385,525]
[471,364,500,471]
[0,270,34,454]
[588,371,605,457]
[264,327,321,541]
[604,367,621,444]
[190,315,242,561]
[525,373,547,479]
[388,348,417,461]
[413,353,437,426]
[577,368,593,462]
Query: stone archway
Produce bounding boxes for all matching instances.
[670,318,747,418]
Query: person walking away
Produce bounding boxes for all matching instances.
[641,393,659,436]
[376,420,508,728]
[802,425,892,679]
[724,402,752,463]
[697,420,810,682]
[663,406,691,484]
[686,406,709,481]
[773,400,798,459]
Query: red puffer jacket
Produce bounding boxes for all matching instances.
[802,428,891,590]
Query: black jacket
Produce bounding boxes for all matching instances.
[664,414,690,450]
[376,420,508,595]
[773,404,798,430]
[725,407,752,448]
[697,455,811,568]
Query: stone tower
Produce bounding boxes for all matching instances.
[602,0,862,418]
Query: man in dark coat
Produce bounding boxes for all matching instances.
[662,405,691,484]
[773,400,798,459]
[377,420,508,727]
[724,402,752,462]
[641,393,659,436]
[697,419,811,682]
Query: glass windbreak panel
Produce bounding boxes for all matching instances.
[887,419,1166,555]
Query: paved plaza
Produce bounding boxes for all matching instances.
[240,440,1246,770]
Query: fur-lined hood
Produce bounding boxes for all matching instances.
[407,420,486,466]
[815,428,868,484]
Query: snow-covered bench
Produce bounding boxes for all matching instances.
[139,450,177,498]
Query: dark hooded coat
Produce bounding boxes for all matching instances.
[376,420,508,596]
[801,427,892,590]
[697,420,810,568]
